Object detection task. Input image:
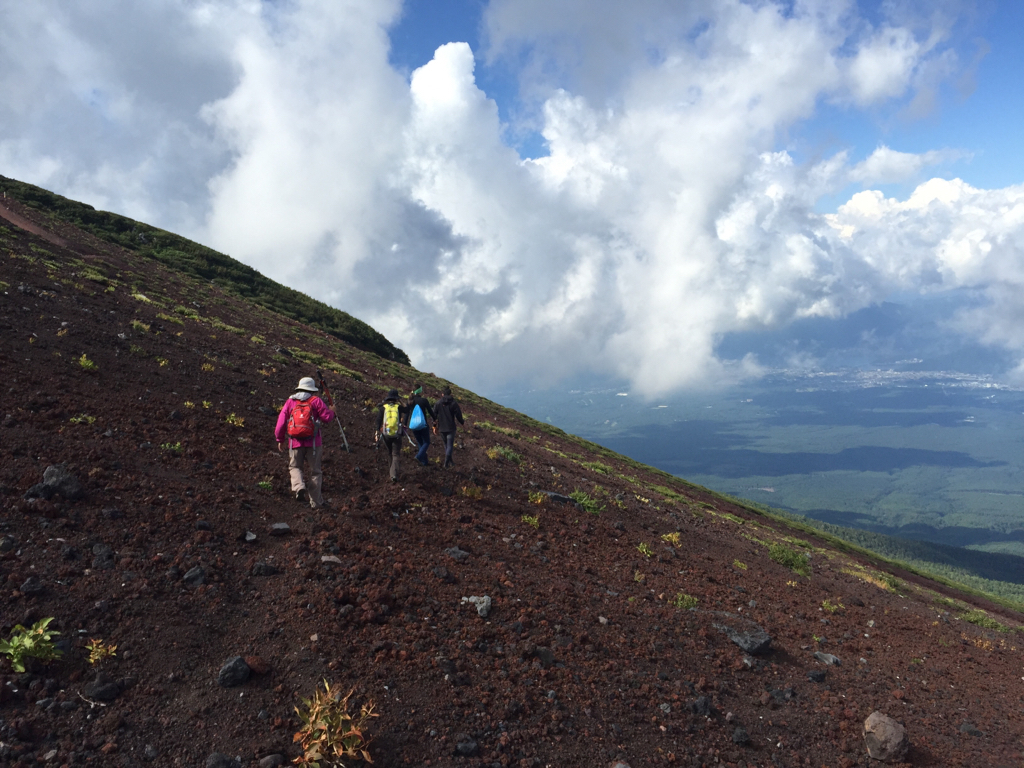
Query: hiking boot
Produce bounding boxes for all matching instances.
[295,488,307,502]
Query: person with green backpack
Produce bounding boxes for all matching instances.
[375,389,409,483]
[407,383,436,466]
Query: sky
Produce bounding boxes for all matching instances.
[2,0,1024,397]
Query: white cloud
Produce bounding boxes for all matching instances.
[4,0,1022,397]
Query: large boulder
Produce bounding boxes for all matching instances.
[863,711,909,762]
[24,465,85,501]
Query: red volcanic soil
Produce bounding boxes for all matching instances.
[1,196,1023,768]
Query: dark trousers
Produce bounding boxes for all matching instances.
[412,427,430,464]
[382,435,401,480]
[441,431,455,467]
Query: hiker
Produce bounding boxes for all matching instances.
[407,383,436,466]
[432,385,465,469]
[274,377,336,508]
[376,388,409,483]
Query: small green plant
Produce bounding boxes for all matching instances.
[733,560,747,570]
[812,634,823,643]
[257,479,273,491]
[671,593,698,610]
[131,292,152,303]
[156,357,169,367]
[521,514,540,529]
[85,638,117,665]
[821,598,844,614]
[174,304,199,318]
[69,414,96,425]
[293,680,377,766]
[637,542,653,558]
[250,334,266,344]
[184,401,195,409]
[461,485,483,499]
[129,344,146,356]
[661,532,682,547]
[579,461,611,474]
[78,354,97,372]
[570,489,604,515]
[226,413,245,427]
[960,610,1009,632]
[155,312,183,326]
[633,570,645,583]
[478,421,521,439]
[768,543,811,577]
[201,363,215,372]
[486,446,521,464]
[876,572,901,592]
[202,401,212,409]
[0,617,62,672]
[161,442,182,453]
[528,491,546,505]
[131,319,150,333]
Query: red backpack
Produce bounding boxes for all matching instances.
[287,399,316,439]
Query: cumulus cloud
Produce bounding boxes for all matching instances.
[3,0,1021,396]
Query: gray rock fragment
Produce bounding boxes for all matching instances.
[732,727,750,744]
[182,566,205,587]
[269,523,291,536]
[251,562,279,577]
[960,721,982,737]
[258,756,285,768]
[710,612,772,654]
[863,711,909,763]
[813,651,841,666]
[23,464,85,501]
[84,673,120,702]
[461,595,492,617]
[446,546,470,563]
[19,576,44,595]
[205,754,238,768]
[217,656,250,687]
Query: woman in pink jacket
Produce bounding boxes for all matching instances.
[274,377,336,508]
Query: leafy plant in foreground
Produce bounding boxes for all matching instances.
[671,593,698,610]
[86,638,117,665]
[293,680,377,766]
[521,514,540,529]
[570,489,604,515]
[0,618,62,672]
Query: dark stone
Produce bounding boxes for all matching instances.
[196,520,212,531]
[543,491,574,504]
[251,562,279,577]
[259,756,286,768]
[102,507,123,520]
[960,721,982,737]
[808,669,827,683]
[689,696,713,717]
[23,465,85,501]
[446,546,470,563]
[182,566,205,587]
[217,656,251,687]
[732,727,750,745]
[432,566,457,583]
[84,674,120,702]
[19,577,44,595]
[206,754,236,768]
[269,523,291,536]
[453,735,478,756]
[710,612,772,654]
[533,647,556,669]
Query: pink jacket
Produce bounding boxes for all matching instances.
[274,395,335,449]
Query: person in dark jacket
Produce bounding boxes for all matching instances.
[407,383,436,466]
[432,386,465,469]
[375,388,409,482]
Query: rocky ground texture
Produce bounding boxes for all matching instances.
[1,196,1023,767]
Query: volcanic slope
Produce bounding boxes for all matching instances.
[1,193,1023,768]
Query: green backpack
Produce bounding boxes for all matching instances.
[382,402,401,437]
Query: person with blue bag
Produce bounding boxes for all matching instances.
[406,383,436,466]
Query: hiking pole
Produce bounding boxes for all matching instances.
[316,368,350,453]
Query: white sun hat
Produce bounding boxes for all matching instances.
[296,377,319,392]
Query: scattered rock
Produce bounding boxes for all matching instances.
[433,566,457,583]
[808,669,827,683]
[453,734,478,756]
[960,721,983,737]
[195,520,212,531]
[143,745,159,761]
[710,612,772,654]
[19,576,44,595]
[688,696,713,717]
[244,531,257,543]
[461,595,492,617]
[814,651,841,666]
[205,754,237,768]
[0,535,15,552]
[251,562,279,577]
[321,555,343,565]
[182,566,205,587]
[269,523,291,536]
[732,727,750,745]
[84,673,120,702]
[259,756,286,768]
[446,546,470,563]
[92,544,115,570]
[217,657,250,687]
[542,491,574,504]
[23,465,85,501]
[863,711,909,763]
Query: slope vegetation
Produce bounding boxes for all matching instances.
[1,191,1022,767]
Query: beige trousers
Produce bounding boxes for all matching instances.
[288,444,323,507]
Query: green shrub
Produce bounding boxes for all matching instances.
[579,461,611,474]
[0,618,62,672]
[486,446,521,464]
[521,514,540,529]
[769,543,811,577]
[671,593,698,610]
[570,489,604,515]
[478,421,521,439]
